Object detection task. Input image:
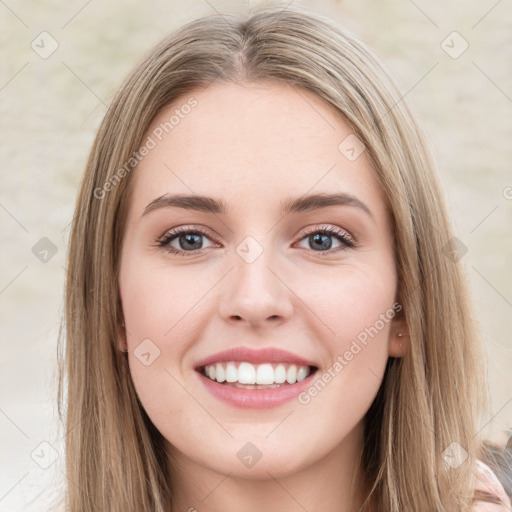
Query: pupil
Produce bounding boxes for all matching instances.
[181,233,202,250]
[310,233,331,250]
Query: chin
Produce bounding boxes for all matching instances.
[206,438,317,479]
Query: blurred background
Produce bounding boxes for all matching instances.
[1,0,511,509]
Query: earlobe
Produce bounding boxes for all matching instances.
[388,319,409,358]
[117,320,128,353]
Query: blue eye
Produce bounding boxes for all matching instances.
[156,224,355,256]
[296,226,355,253]
[156,226,215,256]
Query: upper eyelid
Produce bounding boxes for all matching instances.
[159,224,216,241]
[301,224,352,238]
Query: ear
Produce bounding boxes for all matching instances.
[117,319,128,353]
[388,314,409,358]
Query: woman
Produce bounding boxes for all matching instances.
[57,3,511,511]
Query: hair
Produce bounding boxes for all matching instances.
[55,2,506,511]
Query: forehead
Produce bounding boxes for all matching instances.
[128,80,388,220]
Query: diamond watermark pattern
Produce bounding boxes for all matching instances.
[31,31,59,59]
[338,133,366,161]
[32,237,58,263]
[443,237,468,263]
[236,236,264,264]
[442,442,468,469]
[134,338,161,366]
[441,31,469,59]
[237,442,263,468]
[31,441,58,469]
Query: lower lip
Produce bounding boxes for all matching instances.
[196,369,317,409]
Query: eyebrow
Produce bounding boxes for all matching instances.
[142,192,373,219]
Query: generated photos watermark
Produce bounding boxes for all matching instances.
[298,301,402,405]
[94,97,198,200]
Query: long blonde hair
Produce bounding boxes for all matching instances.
[57,3,491,510]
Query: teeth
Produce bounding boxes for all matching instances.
[274,364,287,383]
[202,361,312,386]
[286,365,296,384]
[256,363,274,385]
[238,362,256,384]
[225,362,237,383]
[296,365,309,382]
[215,363,225,383]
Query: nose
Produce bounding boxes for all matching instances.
[218,248,293,330]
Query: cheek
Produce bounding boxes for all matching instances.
[120,255,205,345]
[303,262,397,344]
[119,253,220,426]
[122,278,195,438]
[119,252,182,402]
[295,264,396,418]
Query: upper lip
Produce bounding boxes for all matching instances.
[194,347,318,370]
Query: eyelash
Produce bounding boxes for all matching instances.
[155,224,356,257]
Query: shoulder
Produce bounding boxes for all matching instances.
[472,460,512,511]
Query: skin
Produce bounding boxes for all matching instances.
[117,80,408,512]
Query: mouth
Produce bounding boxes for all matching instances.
[196,361,319,389]
[193,347,320,408]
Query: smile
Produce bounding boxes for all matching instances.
[199,361,315,387]
[193,346,319,408]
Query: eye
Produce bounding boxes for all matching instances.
[156,226,217,256]
[294,225,355,254]
[155,224,356,257]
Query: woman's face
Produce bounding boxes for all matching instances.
[118,81,406,480]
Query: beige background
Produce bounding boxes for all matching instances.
[1,0,511,510]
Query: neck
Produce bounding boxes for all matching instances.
[166,422,368,512]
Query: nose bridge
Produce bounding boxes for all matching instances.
[218,235,293,327]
